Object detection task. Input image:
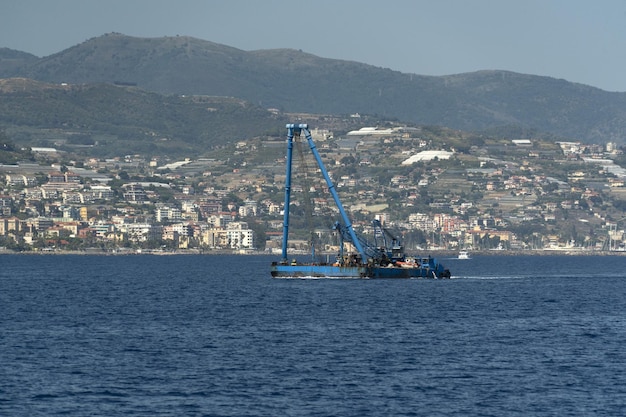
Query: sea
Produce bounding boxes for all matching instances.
[2,253,626,416]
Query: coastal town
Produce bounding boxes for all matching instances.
[1,124,625,255]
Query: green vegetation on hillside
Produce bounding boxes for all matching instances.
[0,79,287,158]
[0,130,34,163]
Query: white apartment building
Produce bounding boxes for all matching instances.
[226,222,254,249]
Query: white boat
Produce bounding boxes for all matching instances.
[458,251,470,260]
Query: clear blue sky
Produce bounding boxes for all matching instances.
[3,0,626,92]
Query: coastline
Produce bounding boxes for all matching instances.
[1,248,625,256]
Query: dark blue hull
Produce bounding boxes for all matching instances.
[271,259,451,279]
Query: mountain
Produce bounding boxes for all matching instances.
[0,47,39,75]
[3,33,626,144]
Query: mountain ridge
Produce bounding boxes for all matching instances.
[2,33,626,144]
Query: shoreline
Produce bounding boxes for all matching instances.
[1,248,625,256]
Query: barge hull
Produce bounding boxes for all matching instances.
[271,263,449,279]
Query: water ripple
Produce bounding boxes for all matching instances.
[2,254,626,416]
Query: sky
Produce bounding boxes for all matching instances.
[2,0,626,92]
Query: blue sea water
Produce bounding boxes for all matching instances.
[2,254,626,416]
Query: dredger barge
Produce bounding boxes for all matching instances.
[271,124,451,279]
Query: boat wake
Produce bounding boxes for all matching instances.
[452,275,529,280]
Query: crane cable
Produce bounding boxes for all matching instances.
[293,130,317,259]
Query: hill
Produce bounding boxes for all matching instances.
[3,33,626,144]
[0,78,288,158]
[0,77,394,158]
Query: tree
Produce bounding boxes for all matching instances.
[245,219,267,250]
[340,155,356,166]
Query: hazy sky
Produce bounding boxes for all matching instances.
[3,0,626,91]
